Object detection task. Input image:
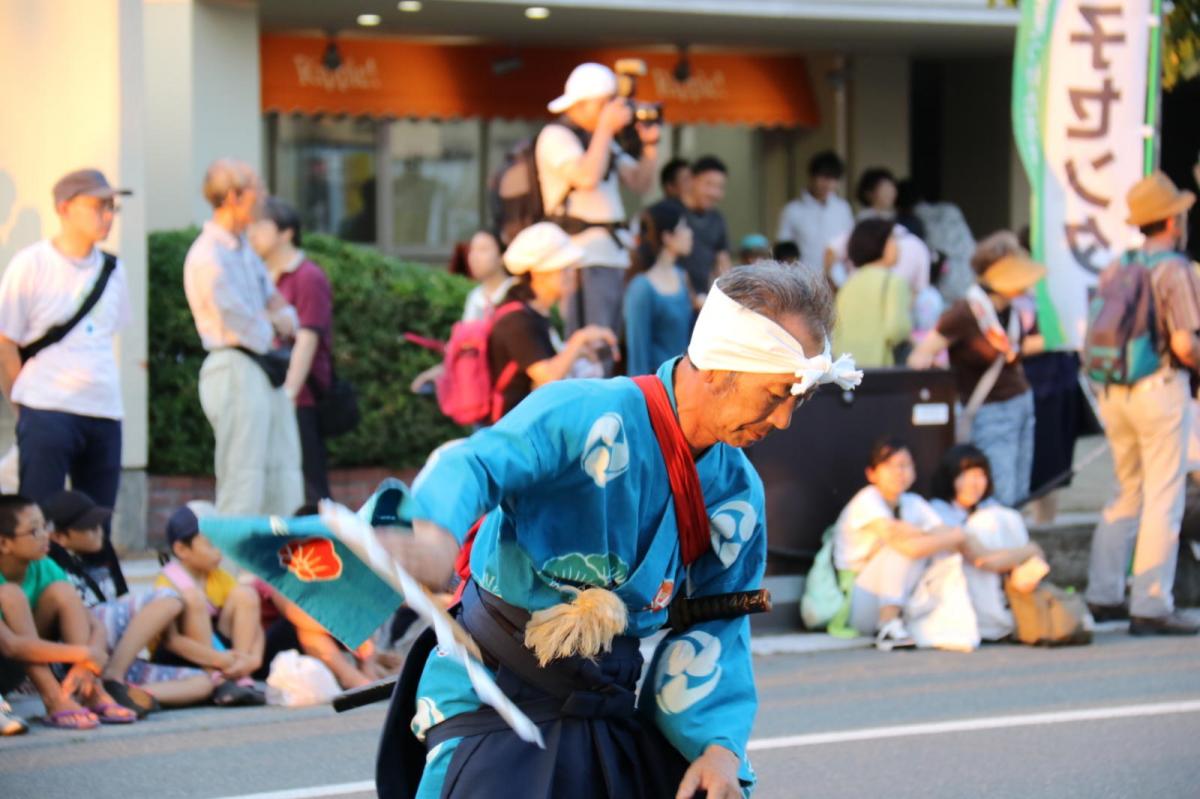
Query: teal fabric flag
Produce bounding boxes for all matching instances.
[201,513,403,649]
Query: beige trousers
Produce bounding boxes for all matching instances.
[199,349,304,517]
[1086,369,1191,617]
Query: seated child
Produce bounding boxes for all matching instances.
[152,503,266,705]
[832,438,967,650]
[43,490,213,711]
[0,494,137,728]
[928,445,1047,641]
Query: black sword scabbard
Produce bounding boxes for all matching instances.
[666,589,772,634]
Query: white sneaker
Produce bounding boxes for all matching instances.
[875,618,916,651]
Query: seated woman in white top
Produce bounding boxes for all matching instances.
[929,444,1046,641]
[833,438,966,649]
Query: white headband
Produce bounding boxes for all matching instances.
[687,284,863,395]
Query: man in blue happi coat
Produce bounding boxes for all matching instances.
[378,262,862,799]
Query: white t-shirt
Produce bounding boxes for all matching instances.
[0,241,131,419]
[775,191,854,271]
[535,123,635,269]
[462,278,515,323]
[834,485,943,572]
[931,498,1029,640]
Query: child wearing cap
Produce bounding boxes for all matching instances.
[43,490,213,712]
[487,222,619,419]
[0,494,137,729]
[150,503,266,705]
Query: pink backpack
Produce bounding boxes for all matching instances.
[435,301,524,425]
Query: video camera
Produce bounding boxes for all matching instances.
[614,59,663,159]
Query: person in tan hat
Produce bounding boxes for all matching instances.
[536,63,661,376]
[908,230,1046,506]
[0,169,135,600]
[1086,170,1199,636]
[486,221,619,419]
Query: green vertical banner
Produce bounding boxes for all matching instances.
[1011,0,1158,350]
[1012,0,1065,349]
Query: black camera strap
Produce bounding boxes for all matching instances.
[19,252,117,364]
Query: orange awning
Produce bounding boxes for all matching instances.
[261,34,818,128]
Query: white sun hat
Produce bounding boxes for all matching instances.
[503,222,585,275]
[547,63,618,114]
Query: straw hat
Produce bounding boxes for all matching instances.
[1125,171,1195,227]
[979,253,1046,297]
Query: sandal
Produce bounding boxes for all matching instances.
[41,708,99,730]
[212,679,266,707]
[88,701,138,724]
[103,679,160,719]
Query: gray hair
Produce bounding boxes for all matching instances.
[202,159,258,209]
[715,261,836,341]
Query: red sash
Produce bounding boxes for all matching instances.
[632,375,709,566]
[451,374,708,605]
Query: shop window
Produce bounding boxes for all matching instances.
[271,114,379,244]
[389,119,482,251]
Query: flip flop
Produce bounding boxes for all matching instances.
[212,679,266,707]
[88,702,138,724]
[102,679,160,719]
[41,708,99,730]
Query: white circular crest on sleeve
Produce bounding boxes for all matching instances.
[410,696,446,741]
[580,412,630,488]
[654,630,723,714]
[709,499,756,568]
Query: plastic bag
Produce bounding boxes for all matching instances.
[265,649,341,707]
[906,554,981,652]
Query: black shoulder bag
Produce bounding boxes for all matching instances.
[19,252,117,364]
[308,365,360,438]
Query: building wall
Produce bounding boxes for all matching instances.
[0,0,148,549]
[849,54,912,192]
[144,0,261,231]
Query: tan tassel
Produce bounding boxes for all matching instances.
[523,586,628,666]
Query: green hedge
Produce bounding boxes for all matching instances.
[147,229,471,475]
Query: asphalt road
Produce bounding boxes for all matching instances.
[2,627,1198,799]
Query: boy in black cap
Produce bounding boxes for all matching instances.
[43,490,212,712]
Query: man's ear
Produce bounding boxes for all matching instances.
[171,539,188,560]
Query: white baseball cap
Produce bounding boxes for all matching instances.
[547,63,618,114]
[503,222,585,275]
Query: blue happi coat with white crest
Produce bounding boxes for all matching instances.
[407,357,765,797]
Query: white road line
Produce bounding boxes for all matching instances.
[209,781,375,799]
[746,699,1200,752]
[211,700,1200,799]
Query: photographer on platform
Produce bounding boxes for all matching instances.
[536,62,660,374]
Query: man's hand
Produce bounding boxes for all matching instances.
[568,325,620,362]
[597,98,634,137]
[637,122,662,146]
[380,520,460,592]
[676,744,742,799]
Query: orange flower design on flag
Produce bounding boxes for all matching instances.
[278,537,344,582]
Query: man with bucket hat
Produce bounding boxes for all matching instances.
[536,63,661,374]
[1085,171,1199,635]
[0,168,134,596]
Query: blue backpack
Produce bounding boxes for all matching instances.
[1083,251,1176,386]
